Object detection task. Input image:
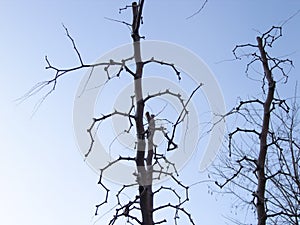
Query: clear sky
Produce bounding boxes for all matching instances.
[0,1,300,225]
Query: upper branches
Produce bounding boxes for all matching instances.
[233,26,293,87]
[186,0,208,19]
[20,26,136,111]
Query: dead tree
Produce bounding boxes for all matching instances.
[25,1,202,224]
[212,26,299,225]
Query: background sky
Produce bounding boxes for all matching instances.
[1,1,300,225]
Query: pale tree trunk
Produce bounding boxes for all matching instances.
[131,1,154,225]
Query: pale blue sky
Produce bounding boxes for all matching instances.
[0,1,300,225]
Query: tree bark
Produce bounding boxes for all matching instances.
[256,36,275,225]
[131,1,154,225]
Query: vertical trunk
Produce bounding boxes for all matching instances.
[131,1,153,225]
[256,36,275,225]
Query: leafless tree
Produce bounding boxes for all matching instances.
[212,26,299,225]
[24,1,203,225]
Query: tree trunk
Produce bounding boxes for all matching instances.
[256,36,275,225]
[131,1,154,225]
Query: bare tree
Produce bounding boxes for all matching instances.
[212,26,299,225]
[25,1,203,224]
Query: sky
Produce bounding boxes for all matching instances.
[0,1,300,225]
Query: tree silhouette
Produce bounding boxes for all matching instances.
[25,1,203,224]
[212,26,299,225]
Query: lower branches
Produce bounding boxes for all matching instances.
[94,151,193,224]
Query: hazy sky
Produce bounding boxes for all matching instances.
[1,1,300,225]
